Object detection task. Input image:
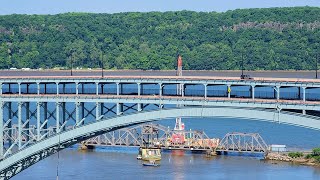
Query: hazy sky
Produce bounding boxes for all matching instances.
[0,0,319,15]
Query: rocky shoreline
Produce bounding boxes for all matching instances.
[266,152,320,167]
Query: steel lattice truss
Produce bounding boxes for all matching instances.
[82,123,219,151]
[0,125,124,180]
[0,97,165,179]
[217,132,268,153]
[1,101,161,159]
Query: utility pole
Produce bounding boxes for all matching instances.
[241,52,244,77]
[316,53,319,79]
[71,53,73,76]
[101,51,104,78]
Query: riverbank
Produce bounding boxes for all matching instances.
[266,152,320,167]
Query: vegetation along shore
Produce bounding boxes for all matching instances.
[266,148,320,167]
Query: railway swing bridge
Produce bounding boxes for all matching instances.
[81,123,268,154]
[1,75,320,179]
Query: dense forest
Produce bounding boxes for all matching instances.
[0,7,320,70]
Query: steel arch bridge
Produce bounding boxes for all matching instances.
[1,106,320,179]
[1,75,320,179]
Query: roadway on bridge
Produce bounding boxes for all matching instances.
[0,70,318,79]
[1,75,320,83]
[1,93,319,106]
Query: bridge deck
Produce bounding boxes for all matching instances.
[0,75,320,83]
[1,93,319,105]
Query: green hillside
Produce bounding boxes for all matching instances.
[0,7,320,70]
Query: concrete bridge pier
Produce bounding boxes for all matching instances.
[79,143,95,150]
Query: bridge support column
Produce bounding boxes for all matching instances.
[62,102,66,131]
[277,108,281,123]
[137,83,141,96]
[40,102,48,139]
[159,83,163,96]
[177,83,182,96]
[37,102,41,140]
[43,102,48,131]
[18,102,22,149]
[227,85,231,98]
[75,102,80,125]
[138,103,142,111]
[8,102,12,147]
[0,101,3,158]
[251,85,255,100]
[81,102,85,125]
[76,82,79,95]
[96,82,99,95]
[117,103,123,115]
[116,83,120,96]
[181,84,185,97]
[25,102,30,142]
[100,103,104,116]
[56,82,59,95]
[18,82,21,95]
[275,86,280,100]
[56,102,60,133]
[95,102,100,120]
[204,84,207,99]
[302,87,306,115]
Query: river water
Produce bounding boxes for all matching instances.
[12,118,320,180]
[3,70,320,180]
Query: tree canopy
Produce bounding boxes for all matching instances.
[0,7,320,70]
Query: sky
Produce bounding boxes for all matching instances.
[0,0,319,15]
